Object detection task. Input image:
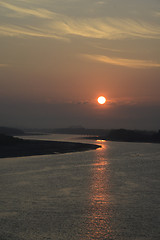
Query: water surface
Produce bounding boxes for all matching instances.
[0,135,159,239]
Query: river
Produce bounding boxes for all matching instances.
[0,134,159,239]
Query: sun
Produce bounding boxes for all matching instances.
[97,96,106,105]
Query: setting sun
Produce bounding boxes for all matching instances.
[97,96,107,105]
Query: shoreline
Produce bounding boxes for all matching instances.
[82,136,160,144]
[0,139,101,158]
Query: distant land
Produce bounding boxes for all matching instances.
[25,127,160,144]
[89,129,160,143]
[0,126,160,146]
[24,127,110,136]
[0,126,24,136]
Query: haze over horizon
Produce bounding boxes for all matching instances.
[0,0,160,130]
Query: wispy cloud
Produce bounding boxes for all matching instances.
[0,25,67,40]
[49,16,160,40]
[81,54,160,69]
[0,2,160,41]
[0,1,53,19]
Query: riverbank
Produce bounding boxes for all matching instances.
[0,134,101,158]
[82,129,160,144]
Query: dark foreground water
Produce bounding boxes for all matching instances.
[0,135,160,240]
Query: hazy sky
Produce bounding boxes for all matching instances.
[0,0,160,129]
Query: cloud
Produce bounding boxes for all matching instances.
[0,2,160,41]
[50,16,160,40]
[0,1,53,19]
[73,101,89,105]
[0,25,67,40]
[81,54,160,69]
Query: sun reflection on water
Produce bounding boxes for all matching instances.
[96,139,106,142]
[96,139,107,151]
[85,142,113,239]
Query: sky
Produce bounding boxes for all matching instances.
[0,0,160,130]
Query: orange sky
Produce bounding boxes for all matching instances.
[0,0,160,129]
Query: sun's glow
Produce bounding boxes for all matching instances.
[97,96,106,105]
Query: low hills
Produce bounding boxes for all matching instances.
[0,126,24,136]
